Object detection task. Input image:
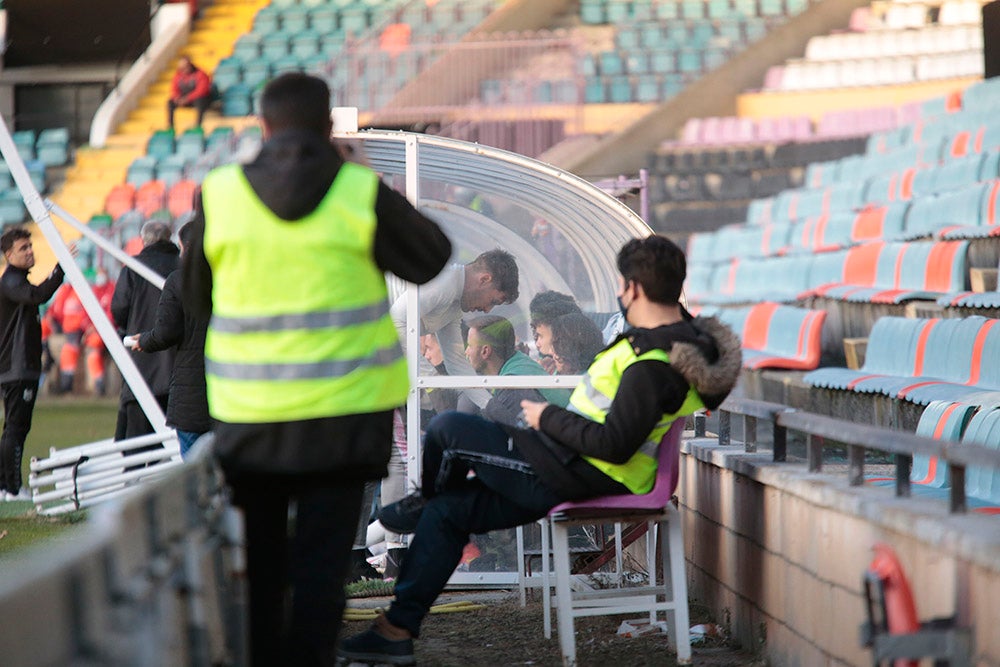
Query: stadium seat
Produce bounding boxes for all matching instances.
[12,130,35,161]
[0,188,26,224]
[156,154,187,188]
[167,179,198,220]
[126,156,158,188]
[104,183,136,221]
[135,180,167,218]
[727,301,827,370]
[35,127,70,167]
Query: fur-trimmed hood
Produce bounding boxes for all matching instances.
[624,315,742,410]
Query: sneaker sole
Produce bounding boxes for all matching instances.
[376,517,417,535]
[336,649,415,666]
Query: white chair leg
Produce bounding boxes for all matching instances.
[541,518,552,639]
[551,521,577,666]
[614,522,623,586]
[666,508,691,664]
[516,524,527,607]
[647,521,657,624]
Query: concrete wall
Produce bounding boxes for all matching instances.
[680,438,1000,666]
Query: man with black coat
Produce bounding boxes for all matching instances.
[183,73,452,666]
[0,227,65,500]
[125,220,209,458]
[340,235,743,665]
[111,221,180,464]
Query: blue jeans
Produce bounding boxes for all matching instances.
[176,429,206,459]
[385,411,563,636]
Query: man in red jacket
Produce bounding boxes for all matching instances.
[167,56,212,130]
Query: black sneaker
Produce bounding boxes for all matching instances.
[338,627,415,666]
[378,493,427,535]
[346,548,381,584]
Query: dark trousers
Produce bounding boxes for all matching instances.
[117,396,170,471]
[227,471,365,667]
[385,411,563,637]
[167,95,210,128]
[0,380,38,494]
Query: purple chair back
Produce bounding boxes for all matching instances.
[548,419,686,517]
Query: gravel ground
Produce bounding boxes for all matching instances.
[341,591,764,666]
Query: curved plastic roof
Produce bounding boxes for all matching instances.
[339,130,652,310]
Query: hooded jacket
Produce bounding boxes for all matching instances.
[513,314,742,499]
[183,129,452,478]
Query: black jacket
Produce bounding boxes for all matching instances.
[0,264,64,383]
[137,269,210,433]
[184,129,452,478]
[512,314,743,499]
[112,240,181,402]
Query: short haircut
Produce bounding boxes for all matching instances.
[0,226,30,254]
[260,73,331,137]
[468,314,516,362]
[529,290,581,328]
[177,220,195,249]
[468,249,519,303]
[141,221,173,247]
[617,234,686,305]
[550,312,605,374]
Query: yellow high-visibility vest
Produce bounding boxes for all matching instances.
[568,338,704,493]
[202,162,408,423]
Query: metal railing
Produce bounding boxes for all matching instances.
[703,396,1000,514]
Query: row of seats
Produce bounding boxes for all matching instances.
[770,50,983,91]
[579,0,808,24]
[9,128,70,167]
[872,0,984,30]
[804,315,1000,406]
[613,16,772,51]
[709,301,827,370]
[685,239,969,306]
[104,180,198,222]
[804,25,983,61]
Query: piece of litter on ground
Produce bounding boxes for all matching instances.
[0,530,7,540]
[689,623,722,644]
[616,618,668,638]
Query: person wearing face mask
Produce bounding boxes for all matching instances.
[340,234,742,666]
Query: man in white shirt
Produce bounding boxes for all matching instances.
[363,249,520,578]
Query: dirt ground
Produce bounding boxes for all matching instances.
[341,591,764,666]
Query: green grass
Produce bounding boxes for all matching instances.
[0,397,118,560]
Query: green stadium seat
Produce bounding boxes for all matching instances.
[241,59,273,88]
[280,6,310,32]
[127,156,158,188]
[272,55,303,76]
[261,31,291,60]
[291,30,321,59]
[0,189,26,224]
[12,130,35,161]
[309,6,339,32]
[253,6,280,34]
[233,34,263,61]
[221,84,254,117]
[176,128,205,161]
[579,0,605,24]
[146,130,176,160]
[36,127,70,167]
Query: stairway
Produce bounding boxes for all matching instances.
[49,0,268,235]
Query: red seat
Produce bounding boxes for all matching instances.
[167,179,197,219]
[104,183,136,221]
[135,180,167,217]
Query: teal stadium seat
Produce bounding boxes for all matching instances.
[222,84,255,117]
[127,156,158,188]
[146,130,176,161]
[176,128,205,161]
[25,160,45,193]
[280,7,310,33]
[0,189,25,223]
[253,6,280,33]
[213,58,243,91]
[309,6,339,32]
[156,154,187,188]
[233,34,263,61]
[12,130,35,161]
[272,55,303,76]
[0,163,12,191]
[261,31,291,60]
[291,30,321,59]
[35,127,70,167]
[241,59,273,89]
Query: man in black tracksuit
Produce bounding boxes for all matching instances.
[126,220,210,458]
[0,226,65,499]
[183,74,452,666]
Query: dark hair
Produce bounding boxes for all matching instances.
[469,249,519,303]
[617,234,686,305]
[467,314,516,362]
[550,312,604,374]
[529,290,581,328]
[0,226,30,254]
[260,73,332,137]
[177,220,195,249]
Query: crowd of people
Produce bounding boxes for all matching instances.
[4,72,741,665]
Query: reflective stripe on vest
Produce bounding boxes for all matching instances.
[568,337,705,494]
[202,162,409,423]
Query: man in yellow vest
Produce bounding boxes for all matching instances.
[339,235,742,665]
[182,73,451,666]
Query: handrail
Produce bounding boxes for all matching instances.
[712,397,1000,514]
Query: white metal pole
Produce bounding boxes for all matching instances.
[46,199,166,290]
[404,134,422,490]
[0,113,172,442]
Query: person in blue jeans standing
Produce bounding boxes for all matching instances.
[338,234,743,665]
[125,221,209,458]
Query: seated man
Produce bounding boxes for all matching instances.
[167,56,212,130]
[338,234,742,665]
[465,314,568,427]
